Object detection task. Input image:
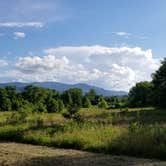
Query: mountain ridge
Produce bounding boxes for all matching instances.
[0,82,127,96]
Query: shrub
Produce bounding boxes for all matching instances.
[98,97,108,109]
[83,96,91,108]
[34,103,47,113]
[0,125,24,141]
[62,104,82,122]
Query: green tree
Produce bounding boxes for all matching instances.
[61,91,73,106]
[128,81,153,107]
[67,88,83,108]
[86,89,97,105]
[152,58,166,107]
[46,98,58,113]
[35,103,47,113]
[57,99,64,112]
[62,104,81,121]
[98,97,108,108]
[23,86,48,104]
[0,88,11,111]
[11,98,23,111]
[5,86,22,111]
[83,96,91,108]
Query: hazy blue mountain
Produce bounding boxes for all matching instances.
[0,82,127,96]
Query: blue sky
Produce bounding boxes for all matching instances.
[0,0,165,91]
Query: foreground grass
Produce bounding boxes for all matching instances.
[0,107,166,160]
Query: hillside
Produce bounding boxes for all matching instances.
[0,82,127,96]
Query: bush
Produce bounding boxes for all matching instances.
[62,104,82,122]
[83,96,91,108]
[0,125,24,141]
[98,97,108,109]
[34,103,47,113]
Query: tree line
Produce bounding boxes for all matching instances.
[0,58,165,114]
[0,85,113,113]
[128,58,166,108]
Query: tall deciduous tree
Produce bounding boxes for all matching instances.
[86,89,98,105]
[128,81,153,107]
[83,96,91,108]
[152,58,166,107]
[67,88,83,108]
[0,88,11,111]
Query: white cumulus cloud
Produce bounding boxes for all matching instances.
[11,45,159,91]
[14,32,26,39]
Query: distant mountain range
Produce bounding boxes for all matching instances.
[0,82,127,96]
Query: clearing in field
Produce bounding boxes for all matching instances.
[0,142,166,166]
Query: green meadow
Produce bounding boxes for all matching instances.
[0,106,166,160]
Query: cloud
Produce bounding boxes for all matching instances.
[0,22,44,28]
[0,60,8,67]
[114,32,131,37]
[10,45,159,91]
[137,36,149,40]
[0,1,70,23]
[112,32,148,40]
[14,32,26,39]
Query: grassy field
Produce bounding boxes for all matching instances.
[0,107,166,160]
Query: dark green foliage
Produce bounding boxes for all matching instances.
[11,99,22,111]
[128,81,153,107]
[8,85,65,113]
[65,104,79,118]
[19,100,35,112]
[98,97,108,108]
[67,88,83,108]
[57,99,64,112]
[0,85,93,113]
[46,96,64,113]
[105,96,128,108]
[85,89,99,105]
[61,88,84,121]
[0,88,12,111]
[0,125,23,141]
[83,96,91,108]
[46,98,58,113]
[35,103,47,113]
[5,86,18,110]
[105,96,119,105]
[22,86,48,104]
[62,104,81,121]
[127,58,166,108]
[61,91,73,106]
[152,58,166,107]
